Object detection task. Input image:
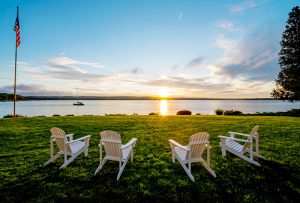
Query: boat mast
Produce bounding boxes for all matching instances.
[76,88,79,102]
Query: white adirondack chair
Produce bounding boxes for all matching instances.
[94,130,137,180]
[168,132,216,182]
[44,127,91,169]
[218,125,265,166]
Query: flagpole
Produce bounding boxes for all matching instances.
[13,6,19,119]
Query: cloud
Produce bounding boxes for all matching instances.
[17,61,30,66]
[19,56,123,84]
[131,67,143,74]
[231,0,256,13]
[178,12,183,21]
[136,74,271,98]
[212,33,278,81]
[217,20,243,32]
[185,56,204,68]
[21,64,105,82]
[214,35,236,50]
[171,65,180,70]
[217,20,234,30]
[0,83,129,96]
[140,75,229,91]
[46,56,105,68]
[0,84,69,96]
[0,77,11,80]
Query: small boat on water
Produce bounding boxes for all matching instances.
[73,88,84,106]
[73,101,84,106]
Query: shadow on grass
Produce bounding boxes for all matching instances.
[1,157,299,202]
[214,157,300,202]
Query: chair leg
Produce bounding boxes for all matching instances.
[175,154,195,182]
[257,154,266,160]
[231,150,261,166]
[253,152,266,160]
[131,148,134,163]
[94,159,107,176]
[220,141,226,156]
[44,153,61,166]
[85,146,89,157]
[117,156,130,181]
[60,156,75,169]
[200,160,216,178]
[170,150,176,163]
[59,150,82,169]
[221,147,226,156]
[242,155,261,166]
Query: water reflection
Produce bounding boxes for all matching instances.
[160,100,168,115]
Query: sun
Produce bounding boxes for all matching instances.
[159,88,169,98]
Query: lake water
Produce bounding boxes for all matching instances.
[1,100,300,117]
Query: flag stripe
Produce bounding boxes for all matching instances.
[14,14,21,48]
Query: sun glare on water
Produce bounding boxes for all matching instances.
[160,100,168,116]
[158,88,169,115]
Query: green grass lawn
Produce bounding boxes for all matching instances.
[0,115,299,202]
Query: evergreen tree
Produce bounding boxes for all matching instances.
[272,6,300,101]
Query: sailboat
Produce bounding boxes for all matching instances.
[73,88,84,106]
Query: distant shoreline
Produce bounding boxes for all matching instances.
[0,93,289,101]
[0,95,278,101]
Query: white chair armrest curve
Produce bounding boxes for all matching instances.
[121,138,138,149]
[168,139,190,151]
[228,131,250,137]
[68,135,91,144]
[218,135,251,143]
[66,134,74,141]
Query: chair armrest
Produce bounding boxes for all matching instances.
[228,131,250,137]
[168,139,190,151]
[121,138,138,149]
[219,135,251,143]
[68,135,91,144]
[66,134,74,141]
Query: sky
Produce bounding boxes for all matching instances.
[0,0,299,98]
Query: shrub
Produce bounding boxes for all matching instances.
[105,114,126,116]
[215,108,224,115]
[255,109,300,117]
[52,114,61,117]
[284,109,300,117]
[224,110,242,115]
[176,110,192,115]
[196,113,201,115]
[149,112,159,115]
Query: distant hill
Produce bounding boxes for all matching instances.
[0,93,26,101]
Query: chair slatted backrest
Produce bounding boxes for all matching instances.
[188,132,209,160]
[50,127,71,153]
[100,130,122,160]
[242,125,259,152]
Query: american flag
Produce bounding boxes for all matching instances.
[14,9,21,48]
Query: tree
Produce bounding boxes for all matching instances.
[272,6,300,101]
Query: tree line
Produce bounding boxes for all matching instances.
[0,93,25,101]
